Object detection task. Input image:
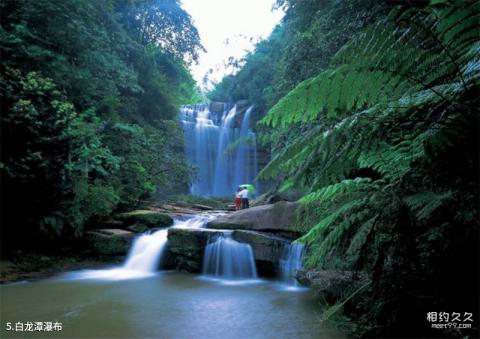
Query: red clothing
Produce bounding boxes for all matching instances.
[235,197,241,210]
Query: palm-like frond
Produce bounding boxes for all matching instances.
[259,1,479,275]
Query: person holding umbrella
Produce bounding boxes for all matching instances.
[239,184,255,209]
[239,186,249,209]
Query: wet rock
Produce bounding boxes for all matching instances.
[126,223,149,233]
[85,229,135,255]
[167,228,289,276]
[235,99,250,111]
[234,100,252,127]
[207,201,300,238]
[97,219,124,228]
[296,269,370,300]
[209,101,226,115]
[167,228,224,273]
[115,210,173,227]
[233,230,288,276]
[192,203,214,211]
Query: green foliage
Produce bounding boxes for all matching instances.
[166,194,233,210]
[403,191,454,221]
[209,0,382,125]
[259,1,479,189]
[299,178,373,204]
[0,0,201,246]
[235,0,479,337]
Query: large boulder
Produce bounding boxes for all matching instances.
[167,228,224,273]
[85,229,135,255]
[115,210,173,228]
[232,230,288,276]
[97,219,125,228]
[167,228,289,276]
[207,201,300,238]
[126,223,149,233]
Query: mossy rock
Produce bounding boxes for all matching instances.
[116,210,173,227]
[127,223,149,233]
[85,229,134,255]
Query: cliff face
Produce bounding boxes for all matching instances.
[209,100,271,172]
[208,100,251,129]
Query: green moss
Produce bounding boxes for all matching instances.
[88,234,131,255]
[116,210,173,227]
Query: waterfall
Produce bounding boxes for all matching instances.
[213,106,237,196]
[279,242,304,286]
[180,103,259,196]
[64,214,215,281]
[233,106,257,188]
[181,105,219,194]
[203,233,257,279]
[122,229,169,272]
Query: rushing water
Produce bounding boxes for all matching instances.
[64,214,218,281]
[279,242,305,287]
[202,233,258,280]
[0,214,344,338]
[180,103,259,196]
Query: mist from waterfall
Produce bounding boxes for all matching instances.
[180,103,259,196]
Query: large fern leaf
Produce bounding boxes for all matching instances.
[404,191,455,221]
[300,178,373,204]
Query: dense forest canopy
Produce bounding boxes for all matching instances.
[210,0,479,337]
[0,0,478,337]
[0,0,203,251]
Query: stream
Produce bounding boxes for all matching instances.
[0,214,344,339]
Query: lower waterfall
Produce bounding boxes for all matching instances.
[64,214,216,281]
[202,233,257,279]
[279,242,305,287]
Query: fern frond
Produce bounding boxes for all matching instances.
[346,216,377,258]
[313,208,372,265]
[300,178,373,204]
[320,280,372,321]
[260,1,479,130]
[403,191,455,221]
[300,198,365,245]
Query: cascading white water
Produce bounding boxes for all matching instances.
[65,214,216,281]
[279,242,305,286]
[122,229,168,272]
[180,103,259,196]
[213,106,237,196]
[182,105,219,194]
[232,106,258,191]
[203,233,257,279]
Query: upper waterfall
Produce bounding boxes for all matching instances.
[180,102,260,196]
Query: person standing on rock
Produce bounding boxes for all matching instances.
[239,186,249,209]
[235,187,242,210]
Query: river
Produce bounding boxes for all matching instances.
[1,273,345,338]
[0,214,343,339]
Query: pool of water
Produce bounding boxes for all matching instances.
[0,272,343,338]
